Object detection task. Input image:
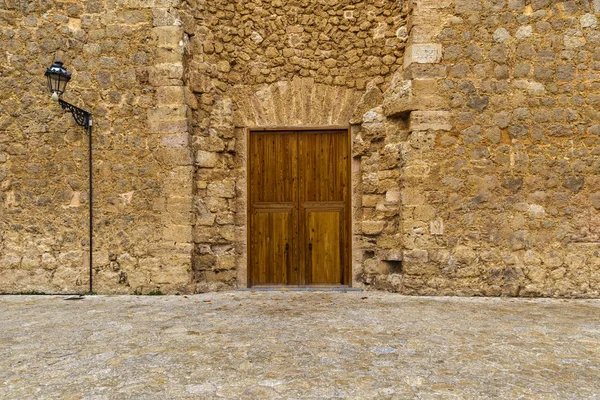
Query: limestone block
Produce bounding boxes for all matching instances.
[385,189,401,204]
[194,226,221,243]
[364,258,390,275]
[350,83,383,124]
[414,0,453,9]
[550,267,567,280]
[195,151,219,168]
[155,86,185,106]
[376,248,401,263]
[184,87,198,110]
[361,195,380,208]
[124,0,180,8]
[404,44,442,69]
[155,47,184,63]
[165,167,193,189]
[362,221,386,235]
[563,34,586,50]
[161,210,192,225]
[408,13,441,31]
[196,136,225,152]
[203,270,236,284]
[404,162,431,177]
[58,251,83,266]
[413,205,436,221]
[196,206,216,226]
[166,197,192,214]
[152,26,183,50]
[216,254,237,271]
[411,79,447,108]
[40,253,57,269]
[161,133,188,148]
[453,246,477,265]
[409,131,435,150]
[148,63,184,86]
[51,267,85,292]
[543,250,563,268]
[515,26,533,39]
[382,78,415,116]
[493,28,510,43]
[163,224,192,243]
[590,192,600,210]
[581,14,598,28]
[205,197,226,213]
[155,148,192,166]
[409,25,443,45]
[409,111,451,132]
[403,249,429,264]
[401,188,425,206]
[148,118,188,134]
[529,204,545,219]
[454,0,482,13]
[207,181,236,198]
[218,225,237,242]
[526,266,547,284]
[152,8,180,27]
[150,258,190,284]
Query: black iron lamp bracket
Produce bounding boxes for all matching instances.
[59,98,92,127]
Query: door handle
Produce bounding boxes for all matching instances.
[308,242,312,251]
[285,243,289,252]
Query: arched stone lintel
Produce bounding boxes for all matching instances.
[231,78,364,128]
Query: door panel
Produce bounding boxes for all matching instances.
[249,133,298,204]
[305,208,343,285]
[251,208,294,285]
[248,129,350,287]
[249,132,298,286]
[298,131,349,285]
[298,131,348,202]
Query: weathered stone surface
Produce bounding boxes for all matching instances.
[409,111,452,132]
[1,294,600,397]
[362,221,386,236]
[404,44,443,69]
[0,0,193,295]
[493,28,510,43]
[2,0,600,298]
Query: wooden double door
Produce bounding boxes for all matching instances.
[248,129,350,287]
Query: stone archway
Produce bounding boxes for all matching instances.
[191,75,410,293]
[228,78,364,289]
[231,77,363,128]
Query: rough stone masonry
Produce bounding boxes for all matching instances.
[0,0,598,297]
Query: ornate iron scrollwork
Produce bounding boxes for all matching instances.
[58,99,91,127]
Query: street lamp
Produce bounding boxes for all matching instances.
[45,61,94,294]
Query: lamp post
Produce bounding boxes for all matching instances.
[45,61,94,294]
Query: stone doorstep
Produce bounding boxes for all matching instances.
[238,287,363,292]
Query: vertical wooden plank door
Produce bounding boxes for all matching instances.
[298,131,349,286]
[249,132,299,286]
[248,129,349,287]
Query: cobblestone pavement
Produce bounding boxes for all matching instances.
[1,292,599,399]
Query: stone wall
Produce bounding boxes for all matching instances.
[180,0,408,292]
[372,0,600,297]
[2,0,599,297]
[0,0,193,294]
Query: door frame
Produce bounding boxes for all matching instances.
[246,126,352,288]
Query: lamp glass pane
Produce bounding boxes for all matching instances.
[50,73,60,93]
[46,74,54,94]
[59,75,68,94]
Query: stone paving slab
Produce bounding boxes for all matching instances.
[1,292,599,399]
